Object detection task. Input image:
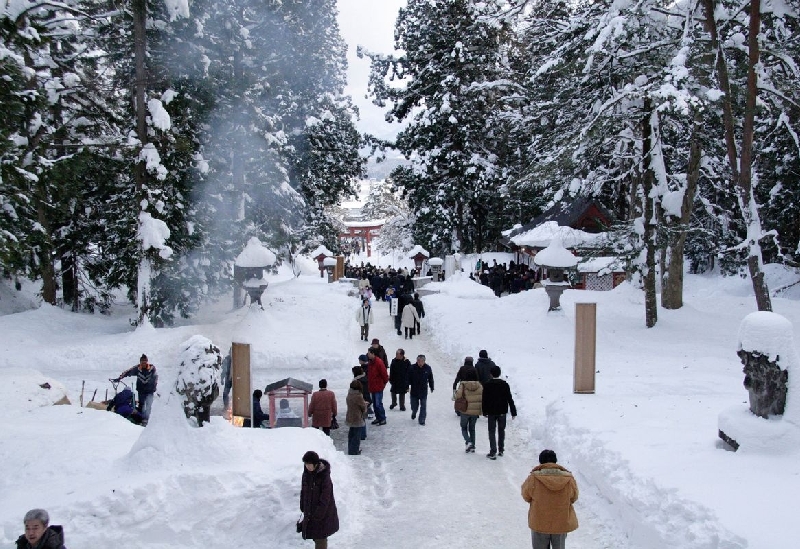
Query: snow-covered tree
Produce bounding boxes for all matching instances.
[366,0,519,254]
[175,335,221,427]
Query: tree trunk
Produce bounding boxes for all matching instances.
[642,103,658,328]
[700,0,772,311]
[61,251,78,311]
[133,0,149,322]
[662,118,702,309]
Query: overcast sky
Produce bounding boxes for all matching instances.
[338,0,407,140]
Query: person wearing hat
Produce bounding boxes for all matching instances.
[113,353,158,425]
[368,338,388,368]
[521,450,579,549]
[355,298,375,341]
[17,509,65,549]
[300,451,339,548]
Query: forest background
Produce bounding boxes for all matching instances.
[1,0,798,326]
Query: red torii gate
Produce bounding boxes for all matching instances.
[340,221,384,257]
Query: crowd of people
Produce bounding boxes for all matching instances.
[472,258,543,297]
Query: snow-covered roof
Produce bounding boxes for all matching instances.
[342,219,386,228]
[235,237,276,267]
[533,237,578,268]
[309,245,333,258]
[408,245,430,258]
[428,257,444,266]
[511,221,603,249]
[577,257,624,273]
[322,257,337,266]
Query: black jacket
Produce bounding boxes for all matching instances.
[409,363,435,397]
[475,357,496,385]
[389,358,412,392]
[300,460,340,540]
[481,378,517,416]
[16,526,66,549]
[412,297,425,318]
[452,364,477,391]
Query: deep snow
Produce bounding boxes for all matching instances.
[1,256,799,548]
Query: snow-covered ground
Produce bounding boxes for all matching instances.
[1,258,799,548]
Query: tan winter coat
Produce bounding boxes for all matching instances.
[456,380,483,416]
[345,388,367,427]
[521,463,579,534]
[308,389,337,428]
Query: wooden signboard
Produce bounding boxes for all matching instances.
[231,342,252,420]
[573,303,596,394]
[335,256,344,281]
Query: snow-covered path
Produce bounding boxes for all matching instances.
[327,295,628,549]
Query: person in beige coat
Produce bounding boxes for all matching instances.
[400,301,420,340]
[345,380,367,455]
[521,449,579,549]
[455,369,483,452]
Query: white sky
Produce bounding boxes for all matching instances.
[338,0,407,140]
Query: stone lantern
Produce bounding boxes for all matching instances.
[533,237,577,312]
[428,257,444,282]
[322,256,337,283]
[309,245,333,278]
[408,245,430,274]
[234,237,276,308]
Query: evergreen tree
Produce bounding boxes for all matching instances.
[366,0,518,254]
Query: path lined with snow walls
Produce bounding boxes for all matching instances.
[421,274,782,548]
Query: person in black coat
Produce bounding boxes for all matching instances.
[389,348,412,411]
[412,293,425,334]
[481,365,517,459]
[17,509,66,549]
[408,354,435,425]
[475,350,496,385]
[300,451,339,548]
[251,389,269,428]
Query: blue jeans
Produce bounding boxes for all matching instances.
[139,392,154,423]
[410,394,427,424]
[348,427,362,455]
[460,414,478,446]
[371,391,386,421]
[487,414,507,454]
[360,424,367,440]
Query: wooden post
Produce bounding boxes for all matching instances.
[335,256,344,281]
[574,303,596,394]
[231,342,251,425]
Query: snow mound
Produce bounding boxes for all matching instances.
[426,271,495,299]
[0,369,70,412]
[235,237,276,267]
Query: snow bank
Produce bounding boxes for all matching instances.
[425,271,495,299]
[0,369,69,412]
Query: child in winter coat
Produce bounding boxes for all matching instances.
[355,299,374,341]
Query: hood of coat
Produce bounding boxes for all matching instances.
[461,380,482,393]
[347,388,362,398]
[532,463,574,492]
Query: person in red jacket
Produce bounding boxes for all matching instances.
[366,348,389,425]
[308,379,337,436]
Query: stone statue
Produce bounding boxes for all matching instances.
[738,349,788,419]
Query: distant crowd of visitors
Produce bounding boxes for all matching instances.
[472,258,543,297]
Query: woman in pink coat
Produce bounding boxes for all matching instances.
[308,379,337,436]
